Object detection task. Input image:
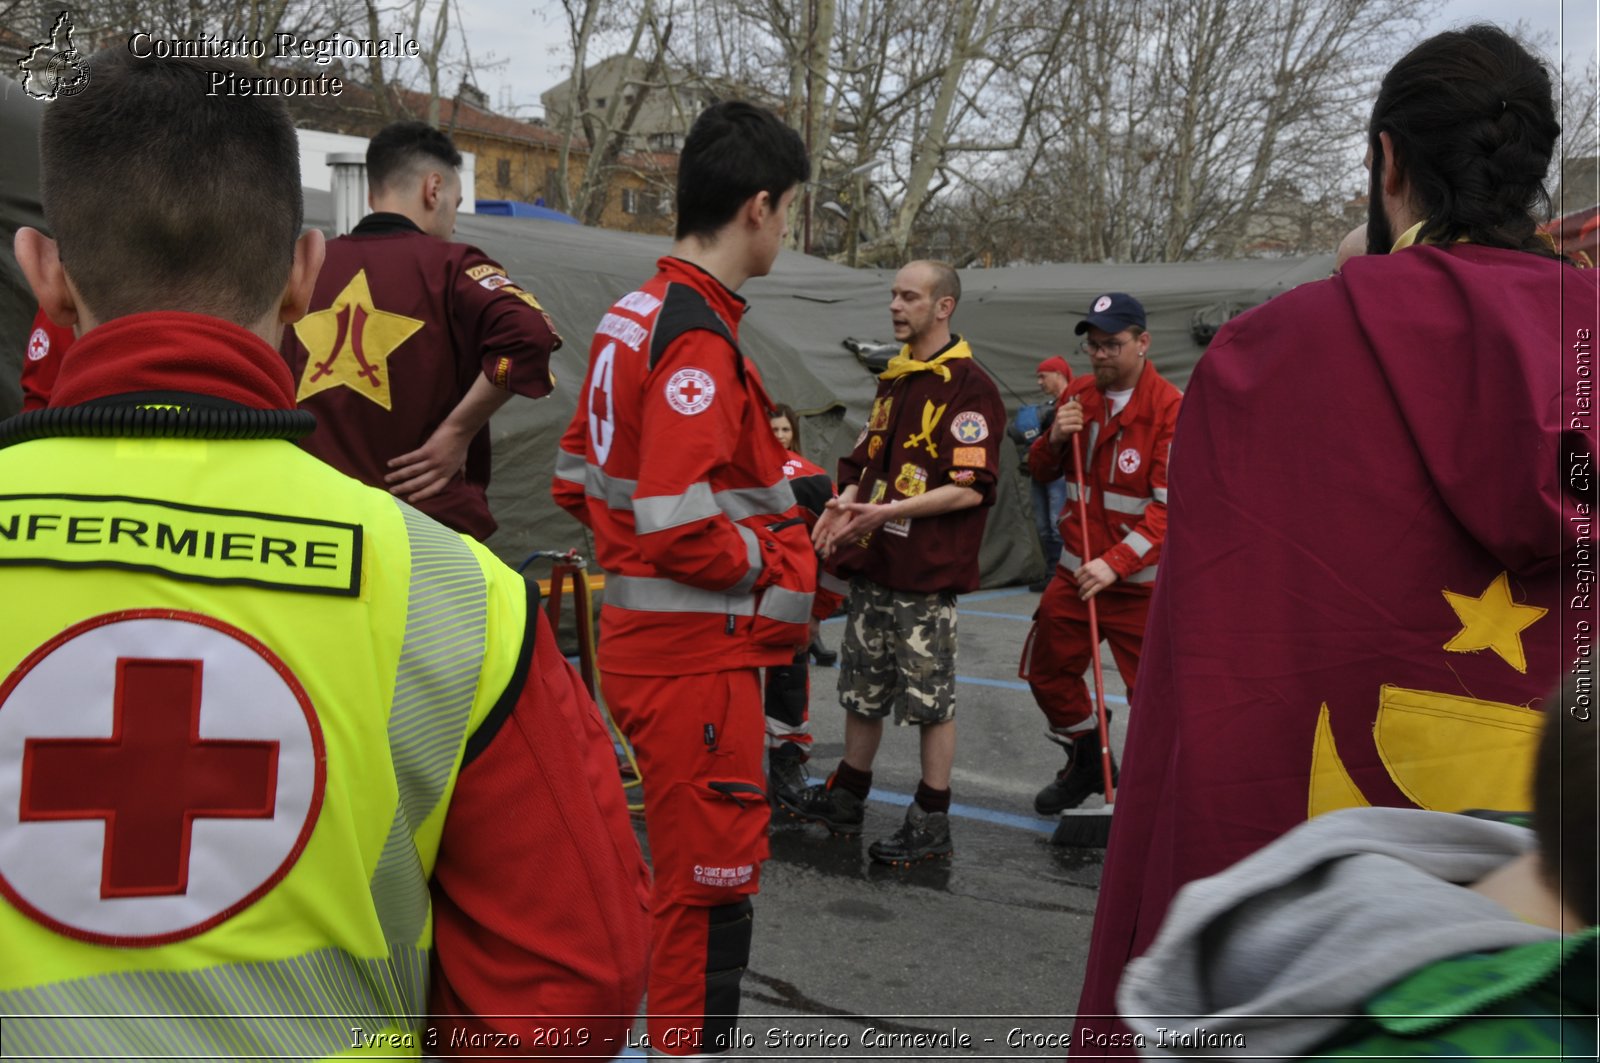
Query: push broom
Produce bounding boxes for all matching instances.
[1050,430,1117,848]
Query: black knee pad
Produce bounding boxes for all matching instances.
[702,899,754,1052]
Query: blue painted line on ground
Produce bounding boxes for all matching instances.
[959,586,1035,603]
[867,787,1055,836]
[953,672,1127,706]
[578,654,1128,705]
[954,673,1030,691]
[825,585,1031,623]
[960,608,1034,621]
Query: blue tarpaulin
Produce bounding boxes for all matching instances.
[475,199,582,224]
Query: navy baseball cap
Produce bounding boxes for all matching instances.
[1075,292,1147,334]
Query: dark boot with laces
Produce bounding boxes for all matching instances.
[766,743,808,808]
[1034,735,1118,815]
[777,775,865,833]
[868,802,952,865]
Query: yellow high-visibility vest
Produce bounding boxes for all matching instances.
[0,435,526,1059]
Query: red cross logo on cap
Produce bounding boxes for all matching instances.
[0,611,325,945]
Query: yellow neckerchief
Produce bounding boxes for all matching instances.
[1391,220,1485,252]
[878,337,973,382]
[1390,221,1426,252]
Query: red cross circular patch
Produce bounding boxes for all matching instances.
[0,611,325,946]
[1118,447,1142,474]
[26,328,49,362]
[665,367,716,415]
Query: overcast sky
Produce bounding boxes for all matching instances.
[453,0,1600,122]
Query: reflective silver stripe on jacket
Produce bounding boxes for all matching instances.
[1151,486,1168,504]
[559,455,796,528]
[607,574,813,622]
[0,945,430,1059]
[1063,481,1081,502]
[1057,546,1157,584]
[1101,491,1149,516]
[634,482,721,534]
[368,501,491,947]
[729,525,764,596]
[633,482,799,536]
[553,447,586,486]
[609,574,757,615]
[819,570,850,597]
[556,452,641,510]
[760,586,815,625]
[715,481,798,521]
[1123,530,1154,558]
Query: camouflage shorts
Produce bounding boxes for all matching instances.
[838,577,958,725]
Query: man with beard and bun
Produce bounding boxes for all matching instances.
[1074,24,1599,1050]
[1019,293,1180,817]
[782,260,1004,865]
[281,121,562,541]
[553,101,816,1058]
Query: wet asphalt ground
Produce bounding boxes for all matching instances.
[619,584,1132,1061]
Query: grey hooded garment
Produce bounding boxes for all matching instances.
[1116,806,1558,1059]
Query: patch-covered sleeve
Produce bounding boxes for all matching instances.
[453,248,562,400]
[940,374,1006,505]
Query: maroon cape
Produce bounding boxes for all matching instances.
[1074,243,1598,1050]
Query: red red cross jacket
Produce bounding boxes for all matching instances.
[552,257,817,675]
[1029,360,1182,587]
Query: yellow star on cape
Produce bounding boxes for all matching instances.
[1441,571,1548,674]
[293,270,423,410]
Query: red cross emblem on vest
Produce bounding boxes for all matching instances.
[0,611,325,945]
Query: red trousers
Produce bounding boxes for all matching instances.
[600,669,771,1057]
[1020,582,1152,732]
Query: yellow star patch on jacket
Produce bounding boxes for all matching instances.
[1441,571,1548,674]
[293,270,423,410]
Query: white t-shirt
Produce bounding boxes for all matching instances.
[1106,387,1134,417]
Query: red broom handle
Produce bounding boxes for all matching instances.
[1071,430,1117,804]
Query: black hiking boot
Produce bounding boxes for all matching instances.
[868,802,953,865]
[777,775,865,834]
[1034,737,1119,815]
[767,743,808,808]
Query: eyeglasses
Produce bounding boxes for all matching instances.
[1079,337,1129,356]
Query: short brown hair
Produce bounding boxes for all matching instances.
[40,49,303,325]
[915,259,961,310]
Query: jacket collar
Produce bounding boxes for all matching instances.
[49,311,298,410]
